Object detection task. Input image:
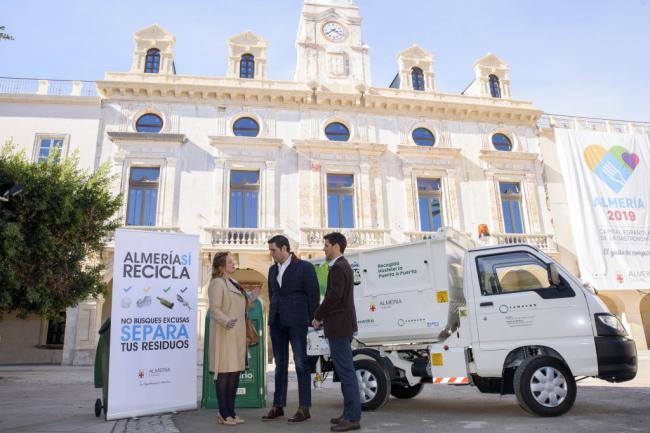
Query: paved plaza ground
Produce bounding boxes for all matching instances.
[1,352,649,433]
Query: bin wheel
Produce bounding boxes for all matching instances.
[513,356,576,417]
[390,382,424,399]
[94,398,102,418]
[354,359,391,411]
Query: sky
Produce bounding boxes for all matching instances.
[2,0,649,121]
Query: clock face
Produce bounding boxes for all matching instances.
[323,22,346,42]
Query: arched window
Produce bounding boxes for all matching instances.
[325,122,350,142]
[412,67,425,91]
[492,133,512,151]
[489,74,501,98]
[135,113,163,133]
[144,49,161,74]
[240,54,255,79]
[233,117,260,137]
[412,128,435,146]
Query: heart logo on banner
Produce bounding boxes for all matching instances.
[583,145,639,193]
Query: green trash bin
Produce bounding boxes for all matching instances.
[94,317,111,418]
[201,299,266,409]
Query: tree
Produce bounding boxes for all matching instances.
[0,26,14,41]
[0,141,122,319]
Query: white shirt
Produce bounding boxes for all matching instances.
[329,255,343,268]
[276,254,292,287]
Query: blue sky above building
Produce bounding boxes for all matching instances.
[1,0,649,120]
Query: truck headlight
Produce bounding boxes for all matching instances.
[595,313,628,337]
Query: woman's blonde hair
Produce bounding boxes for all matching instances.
[211,251,230,278]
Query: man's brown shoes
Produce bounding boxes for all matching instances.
[261,406,284,421]
[330,419,361,432]
[287,407,311,423]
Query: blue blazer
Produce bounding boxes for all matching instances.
[268,254,320,327]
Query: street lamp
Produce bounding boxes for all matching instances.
[0,184,23,202]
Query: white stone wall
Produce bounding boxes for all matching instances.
[0,100,100,169]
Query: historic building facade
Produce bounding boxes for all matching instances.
[1,0,648,364]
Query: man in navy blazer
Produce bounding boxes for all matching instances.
[262,235,320,423]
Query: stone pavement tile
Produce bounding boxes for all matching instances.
[114,415,179,433]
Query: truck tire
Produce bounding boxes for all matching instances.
[390,382,424,399]
[513,356,576,417]
[354,359,391,411]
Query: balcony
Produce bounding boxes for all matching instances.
[205,227,283,250]
[300,228,388,250]
[404,231,442,242]
[0,77,98,97]
[488,232,558,253]
[105,226,182,244]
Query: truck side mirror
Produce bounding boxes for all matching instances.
[548,263,561,287]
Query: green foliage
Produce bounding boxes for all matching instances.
[0,141,122,319]
[0,25,14,41]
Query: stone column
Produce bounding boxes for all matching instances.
[265,161,277,228]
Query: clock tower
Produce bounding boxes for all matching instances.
[295,0,371,90]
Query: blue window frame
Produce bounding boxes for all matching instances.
[144,48,161,73]
[492,133,512,151]
[240,54,255,79]
[499,182,524,234]
[412,128,435,146]
[229,171,259,228]
[412,67,425,91]
[136,114,163,133]
[417,178,442,232]
[327,174,354,228]
[325,122,350,142]
[489,74,501,98]
[126,167,160,226]
[233,117,260,137]
[36,136,65,163]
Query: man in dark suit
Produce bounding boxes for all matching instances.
[263,235,320,423]
[312,232,361,432]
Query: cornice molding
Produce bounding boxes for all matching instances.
[293,139,387,156]
[0,94,100,106]
[396,145,461,159]
[479,149,539,162]
[96,73,542,126]
[107,131,187,144]
[209,135,283,150]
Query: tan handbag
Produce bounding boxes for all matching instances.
[246,319,259,346]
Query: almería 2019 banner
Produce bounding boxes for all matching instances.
[556,128,650,291]
[107,230,199,420]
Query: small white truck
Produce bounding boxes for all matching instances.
[307,228,637,416]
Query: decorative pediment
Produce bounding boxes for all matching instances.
[134,24,175,44]
[228,31,267,48]
[473,53,508,69]
[129,24,176,75]
[396,44,435,91]
[227,31,268,80]
[397,44,434,62]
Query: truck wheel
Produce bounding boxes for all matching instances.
[354,359,391,411]
[94,398,102,417]
[514,356,576,417]
[390,382,424,399]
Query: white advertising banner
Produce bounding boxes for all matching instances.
[556,128,650,291]
[107,229,199,420]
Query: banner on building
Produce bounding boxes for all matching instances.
[107,229,199,420]
[556,128,650,291]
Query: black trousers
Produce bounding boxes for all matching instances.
[215,371,240,418]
